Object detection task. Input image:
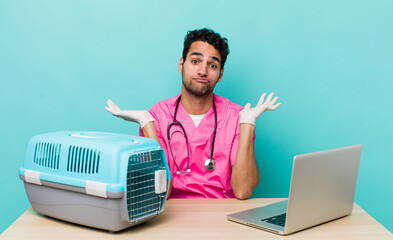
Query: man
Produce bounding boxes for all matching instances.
[105,28,281,199]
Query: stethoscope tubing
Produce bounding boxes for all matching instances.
[167,121,190,174]
[167,96,217,174]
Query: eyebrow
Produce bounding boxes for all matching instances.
[189,52,221,63]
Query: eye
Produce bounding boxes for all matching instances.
[209,64,218,69]
[191,59,199,64]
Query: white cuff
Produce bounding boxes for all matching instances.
[139,111,155,128]
[239,115,256,126]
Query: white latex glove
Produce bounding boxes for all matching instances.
[239,93,281,125]
[105,100,154,128]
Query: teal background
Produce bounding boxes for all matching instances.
[1,0,392,234]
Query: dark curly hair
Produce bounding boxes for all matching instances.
[182,28,230,69]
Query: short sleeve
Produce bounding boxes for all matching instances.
[230,124,256,166]
[230,124,240,166]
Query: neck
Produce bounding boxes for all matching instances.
[180,88,214,115]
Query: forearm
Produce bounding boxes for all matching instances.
[141,121,160,143]
[231,123,260,200]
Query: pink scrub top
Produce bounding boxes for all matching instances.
[140,94,243,198]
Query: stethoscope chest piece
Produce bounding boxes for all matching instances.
[204,158,216,171]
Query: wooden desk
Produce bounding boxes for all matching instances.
[1,198,391,239]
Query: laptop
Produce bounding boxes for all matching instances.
[227,144,362,235]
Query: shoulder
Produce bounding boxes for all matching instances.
[150,94,180,115]
[214,94,243,114]
[214,94,243,129]
[214,94,242,137]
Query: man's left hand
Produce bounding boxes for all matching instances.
[239,92,281,126]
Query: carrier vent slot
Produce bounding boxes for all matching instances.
[33,142,61,169]
[66,146,100,174]
[127,150,165,222]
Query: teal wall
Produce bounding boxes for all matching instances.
[1,0,392,234]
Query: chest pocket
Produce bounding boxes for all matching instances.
[213,143,232,165]
[211,143,232,173]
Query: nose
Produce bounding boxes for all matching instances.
[198,63,208,77]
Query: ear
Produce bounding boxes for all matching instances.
[217,68,224,83]
[178,57,184,74]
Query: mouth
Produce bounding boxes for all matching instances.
[194,78,209,84]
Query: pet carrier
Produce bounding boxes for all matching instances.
[19,131,171,231]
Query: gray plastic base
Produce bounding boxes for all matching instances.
[24,182,159,231]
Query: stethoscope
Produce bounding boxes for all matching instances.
[167,96,217,174]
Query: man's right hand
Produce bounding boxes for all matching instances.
[105,100,154,128]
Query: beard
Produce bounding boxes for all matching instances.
[182,78,214,97]
[182,73,218,97]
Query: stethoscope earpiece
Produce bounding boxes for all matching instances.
[176,168,191,175]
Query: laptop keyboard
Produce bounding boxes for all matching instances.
[261,213,286,227]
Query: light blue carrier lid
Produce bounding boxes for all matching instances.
[19,131,171,193]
